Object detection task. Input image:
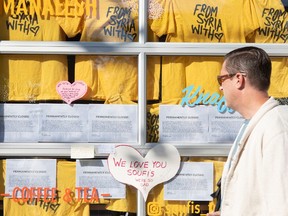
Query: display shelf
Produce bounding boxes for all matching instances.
[0,143,231,157]
[1,41,288,56]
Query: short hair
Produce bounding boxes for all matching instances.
[224,46,271,91]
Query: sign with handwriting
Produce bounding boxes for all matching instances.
[56,81,87,104]
[108,144,180,201]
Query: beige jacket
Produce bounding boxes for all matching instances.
[221,97,288,216]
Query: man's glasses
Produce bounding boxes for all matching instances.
[217,72,246,86]
[217,74,237,86]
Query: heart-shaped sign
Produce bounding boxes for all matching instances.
[56,81,87,104]
[108,144,180,201]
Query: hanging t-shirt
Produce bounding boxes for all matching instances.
[149,0,260,102]
[147,103,160,143]
[247,0,288,97]
[249,0,287,43]
[0,1,68,101]
[56,0,160,102]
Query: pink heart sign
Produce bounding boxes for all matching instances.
[108,144,181,201]
[56,81,87,104]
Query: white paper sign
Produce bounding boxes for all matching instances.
[208,106,244,142]
[76,160,125,199]
[164,162,213,201]
[0,104,40,142]
[39,104,89,142]
[88,104,137,142]
[160,105,244,143]
[108,144,181,201]
[5,159,56,198]
[159,105,209,143]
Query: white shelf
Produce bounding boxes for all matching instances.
[1,41,288,56]
[0,143,231,157]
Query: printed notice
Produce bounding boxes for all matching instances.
[39,104,89,142]
[76,159,125,199]
[208,106,244,143]
[159,105,209,143]
[164,162,213,201]
[0,104,40,142]
[160,105,244,143]
[5,159,56,198]
[88,104,137,142]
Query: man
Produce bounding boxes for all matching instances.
[208,46,288,216]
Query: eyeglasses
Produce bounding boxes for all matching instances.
[217,74,237,86]
[217,72,247,86]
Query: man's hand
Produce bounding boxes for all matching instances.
[206,211,220,216]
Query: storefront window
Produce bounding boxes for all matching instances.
[0,0,287,215]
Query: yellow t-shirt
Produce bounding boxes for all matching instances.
[249,0,287,43]
[105,185,137,213]
[0,1,68,101]
[160,56,224,102]
[149,0,260,101]
[147,103,160,143]
[149,0,259,42]
[247,0,288,98]
[56,0,160,102]
[268,58,288,98]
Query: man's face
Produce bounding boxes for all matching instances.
[219,61,235,109]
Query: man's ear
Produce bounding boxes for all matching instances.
[235,73,246,89]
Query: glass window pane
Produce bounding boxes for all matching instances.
[146,56,288,143]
